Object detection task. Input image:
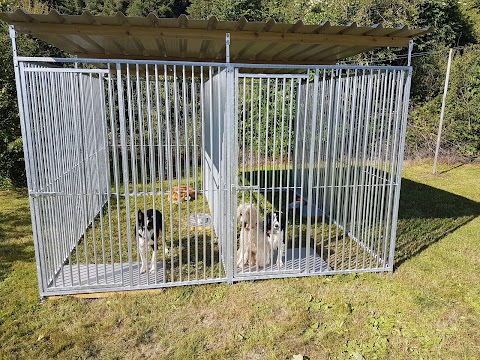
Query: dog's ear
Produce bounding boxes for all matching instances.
[247,205,259,227]
[237,205,243,222]
[138,209,144,222]
[244,206,251,221]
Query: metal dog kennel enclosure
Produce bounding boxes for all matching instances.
[2,11,430,297]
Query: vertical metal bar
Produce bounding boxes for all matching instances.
[322,70,335,268]
[256,77,262,273]
[247,75,255,274]
[291,77,302,270]
[359,70,375,269]
[364,70,382,268]
[284,78,295,271]
[137,64,149,285]
[369,70,387,267]
[335,70,351,270]
[351,70,367,270]
[342,69,359,271]
[217,67,223,279]
[58,72,74,286]
[126,65,138,283]
[155,64,167,282]
[47,70,60,287]
[106,64,122,284]
[305,69,320,273]
[173,65,183,282]
[207,66,213,279]
[270,77,278,269]
[278,77,287,271]
[99,72,112,283]
[66,72,80,285]
[164,64,175,282]
[328,69,343,270]
[383,71,404,271]
[72,70,92,284]
[146,64,159,282]
[199,66,207,280]
[226,62,235,283]
[90,74,105,282]
[181,65,191,281]
[375,70,391,267]
[190,66,199,281]
[388,70,410,271]
[380,71,397,265]
[34,71,49,282]
[263,77,270,271]
[38,70,56,283]
[117,63,133,287]
[313,70,327,272]
[237,73,247,277]
[297,73,310,266]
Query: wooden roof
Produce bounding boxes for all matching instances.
[0,9,432,65]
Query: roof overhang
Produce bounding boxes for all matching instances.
[0,9,432,65]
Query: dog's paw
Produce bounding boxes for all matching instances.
[140,266,147,274]
[149,266,156,274]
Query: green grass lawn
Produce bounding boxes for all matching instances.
[1,160,479,359]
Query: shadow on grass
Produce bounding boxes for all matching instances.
[438,162,467,175]
[240,169,480,268]
[395,179,480,267]
[0,189,35,281]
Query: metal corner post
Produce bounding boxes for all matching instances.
[225,32,235,284]
[304,69,320,273]
[8,25,47,298]
[388,68,412,272]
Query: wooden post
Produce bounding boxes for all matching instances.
[433,48,454,174]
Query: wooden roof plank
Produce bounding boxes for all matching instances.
[0,11,432,65]
[9,22,412,48]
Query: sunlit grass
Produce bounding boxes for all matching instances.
[1,161,479,359]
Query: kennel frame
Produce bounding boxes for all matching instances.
[4,14,428,297]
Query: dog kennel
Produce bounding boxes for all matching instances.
[2,10,430,297]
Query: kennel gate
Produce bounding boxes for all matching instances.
[13,54,410,296]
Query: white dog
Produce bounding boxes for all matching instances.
[236,203,271,269]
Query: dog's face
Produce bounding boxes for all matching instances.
[237,204,258,230]
[137,209,162,242]
[265,211,285,233]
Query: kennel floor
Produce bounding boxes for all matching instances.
[235,247,331,276]
[50,262,170,289]
[48,261,224,290]
[48,247,330,290]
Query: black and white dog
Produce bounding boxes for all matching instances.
[137,209,163,274]
[265,211,286,267]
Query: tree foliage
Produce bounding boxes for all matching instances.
[0,0,480,186]
[44,0,188,17]
[407,45,480,159]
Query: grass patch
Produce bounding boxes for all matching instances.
[1,161,479,359]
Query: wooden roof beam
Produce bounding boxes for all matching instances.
[11,22,412,48]
[70,52,336,65]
